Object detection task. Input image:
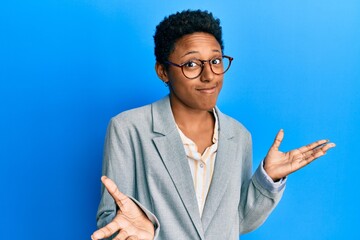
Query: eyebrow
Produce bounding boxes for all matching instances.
[180,49,221,58]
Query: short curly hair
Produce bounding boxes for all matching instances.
[154,10,224,66]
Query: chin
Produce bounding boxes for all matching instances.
[198,102,217,111]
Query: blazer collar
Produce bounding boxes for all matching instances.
[201,107,238,232]
[152,95,176,135]
[151,96,235,139]
[151,95,204,239]
[151,95,238,237]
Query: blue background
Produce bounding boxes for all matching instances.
[1,0,359,239]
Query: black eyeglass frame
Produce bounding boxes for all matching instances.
[165,55,234,80]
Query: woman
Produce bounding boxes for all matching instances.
[91,10,335,240]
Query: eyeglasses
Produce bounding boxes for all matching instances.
[165,55,233,79]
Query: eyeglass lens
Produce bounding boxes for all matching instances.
[182,56,231,79]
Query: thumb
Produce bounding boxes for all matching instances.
[271,129,284,151]
[101,176,127,208]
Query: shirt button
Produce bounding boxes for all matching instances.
[200,163,204,168]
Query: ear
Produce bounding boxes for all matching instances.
[155,62,169,83]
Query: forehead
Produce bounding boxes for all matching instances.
[171,32,221,58]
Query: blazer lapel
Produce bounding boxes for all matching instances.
[151,96,204,239]
[201,107,238,232]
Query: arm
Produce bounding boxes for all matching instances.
[91,177,155,240]
[93,118,159,239]
[264,129,335,181]
[239,129,335,233]
[238,133,285,234]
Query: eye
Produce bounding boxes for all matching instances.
[211,58,222,65]
[184,61,200,68]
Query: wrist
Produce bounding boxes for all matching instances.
[263,161,281,182]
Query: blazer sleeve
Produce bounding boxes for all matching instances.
[95,117,160,239]
[238,133,286,234]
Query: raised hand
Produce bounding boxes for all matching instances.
[91,176,154,240]
[264,129,336,181]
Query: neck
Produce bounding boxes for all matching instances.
[170,97,214,131]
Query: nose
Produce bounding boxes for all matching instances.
[200,61,214,82]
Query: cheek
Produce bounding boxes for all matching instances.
[168,73,192,91]
[218,78,224,89]
[170,82,194,98]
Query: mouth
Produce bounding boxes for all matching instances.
[196,84,218,94]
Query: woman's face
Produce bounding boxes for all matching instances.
[159,32,224,112]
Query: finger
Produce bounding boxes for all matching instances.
[126,236,139,240]
[303,141,335,157]
[312,142,336,158]
[91,224,115,240]
[271,129,284,151]
[297,139,329,154]
[299,142,336,165]
[91,221,120,239]
[92,215,130,240]
[101,176,128,208]
[113,230,129,240]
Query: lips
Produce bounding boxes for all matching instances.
[196,84,217,94]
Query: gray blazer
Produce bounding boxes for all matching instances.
[96,95,285,239]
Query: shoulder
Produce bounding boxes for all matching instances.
[220,112,249,131]
[216,108,251,141]
[112,104,151,123]
[108,105,152,135]
[109,96,168,129]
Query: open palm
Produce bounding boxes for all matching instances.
[91,176,154,240]
[264,129,336,181]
